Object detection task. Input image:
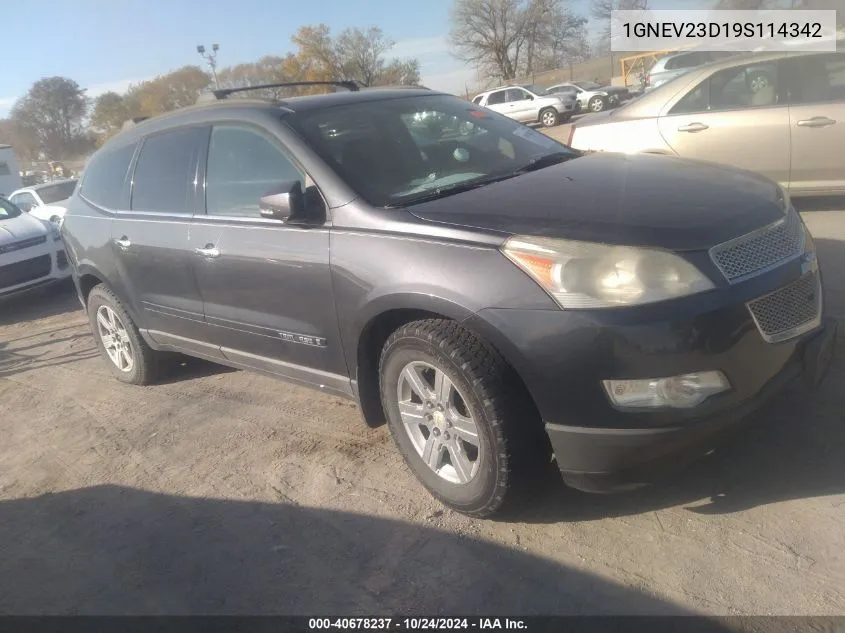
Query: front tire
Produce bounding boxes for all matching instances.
[380,320,531,517]
[588,96,606,112]
[86,284,161,385]
[539,107,559,128]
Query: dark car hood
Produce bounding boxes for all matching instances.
[408,153,786,251]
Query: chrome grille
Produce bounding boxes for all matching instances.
[747,271,821,343]
[710,210,804,282]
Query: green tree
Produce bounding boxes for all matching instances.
[0,118,39,163]
[10,76,89,159]
[217,55,301,99]
[124,66,211,117]
[90,92,130,141]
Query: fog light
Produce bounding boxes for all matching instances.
[603,371,730,409]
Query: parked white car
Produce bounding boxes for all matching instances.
[8,179,78,224]
[472,85,576,127]
[0,196,71,298]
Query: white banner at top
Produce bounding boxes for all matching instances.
[611,9,839,52]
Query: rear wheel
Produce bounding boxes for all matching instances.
[540,108,559,128]
[379,319,538,517]
[87,285,161,385]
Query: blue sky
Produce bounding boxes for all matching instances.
[1,0,704,117]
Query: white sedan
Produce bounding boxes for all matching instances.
[0,197,71,298]
[8,179,78,224]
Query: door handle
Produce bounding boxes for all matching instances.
[114,236,131,249]
[796,116,836,128]
[194,245,220,258]
[677,122,709,132]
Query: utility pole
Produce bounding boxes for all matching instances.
[197,43,220,89]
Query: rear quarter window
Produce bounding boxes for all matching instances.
[80,142,137,209]
[131,127,206,214]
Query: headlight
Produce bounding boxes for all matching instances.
[604,371,730,409]
[502,236,714,308]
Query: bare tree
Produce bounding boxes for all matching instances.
[591,0,649,53]
[292,25,420,87]
[450,0,586,81]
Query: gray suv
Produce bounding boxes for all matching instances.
[61,81,835,517]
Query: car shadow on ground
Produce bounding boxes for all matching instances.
[0,484,741,622]
[516,375,844,523]
[0,279,79,327]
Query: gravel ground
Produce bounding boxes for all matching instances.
[0,206,842,616]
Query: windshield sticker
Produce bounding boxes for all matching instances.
[512,126,558,147]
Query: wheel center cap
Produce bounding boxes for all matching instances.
[432,411,446,429]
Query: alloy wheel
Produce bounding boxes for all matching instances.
[96,305,134,372]
[396,360,481,484]
[542,111,556,126]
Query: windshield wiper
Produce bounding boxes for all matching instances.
[513,151,576,175]
[386,173,520,207]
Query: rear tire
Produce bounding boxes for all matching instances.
[379,319,540,518]
[539,107,559,128]
[86,284,161,385]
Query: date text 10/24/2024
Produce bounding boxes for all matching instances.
[308,618,527,630]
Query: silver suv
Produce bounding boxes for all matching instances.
[472,85,575,127]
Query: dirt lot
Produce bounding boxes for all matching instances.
[0,206,843,616]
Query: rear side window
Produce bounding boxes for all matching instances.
[131,127,205,214]
[670,61,780,114]
[486,90,506,105]
[80,142,136,209]
[787,53,845,104]
[506,88,529,102]
[205,125,304,218]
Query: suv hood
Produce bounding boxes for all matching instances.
[408,153,786,251]
[0,212,48,246]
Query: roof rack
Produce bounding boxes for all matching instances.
[201,80,360,102]
[361,84,431,91]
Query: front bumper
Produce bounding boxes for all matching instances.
[555,102,576,115]
[0,241,71,299]
[552,317,836,492]
[466,248,834,492]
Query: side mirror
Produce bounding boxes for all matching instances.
[259,181,304,222]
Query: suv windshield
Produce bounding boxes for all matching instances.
[0,197,22,219]
[36,180,77,205]
[286,94,576,207]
